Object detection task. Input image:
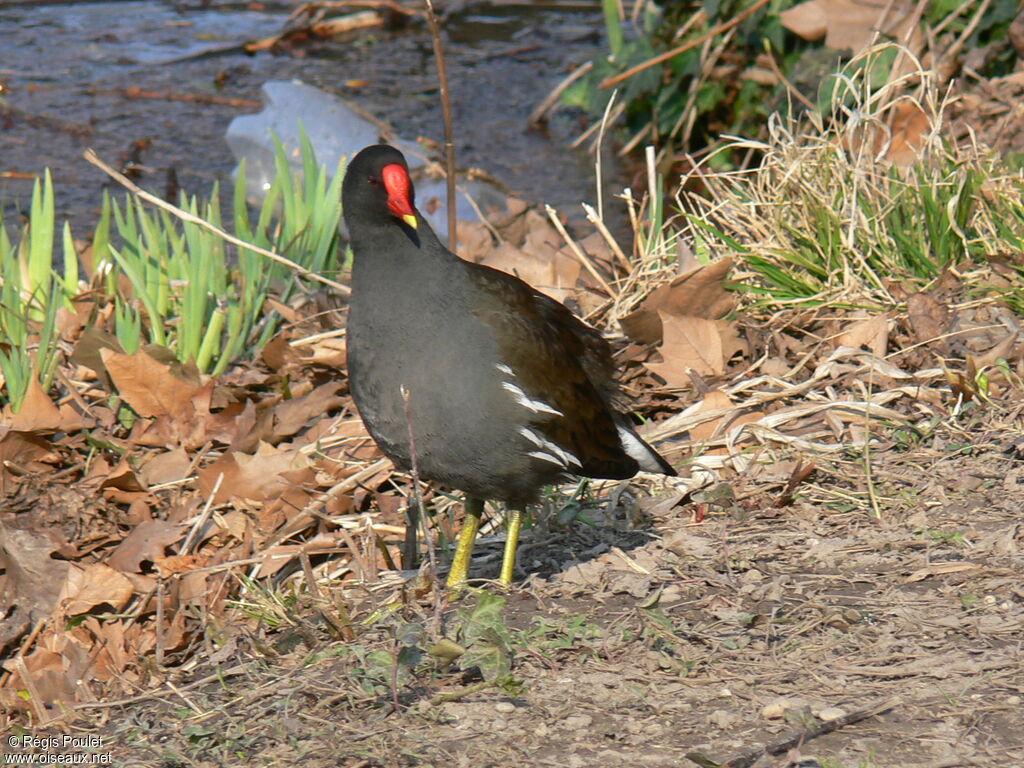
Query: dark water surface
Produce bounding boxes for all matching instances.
[0,0,607,239]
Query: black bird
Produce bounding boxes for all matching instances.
[342,144,675,585]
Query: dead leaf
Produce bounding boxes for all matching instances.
[0,431,59,493]
[836,315,888,357]
[904,562,980,582]
[781,0,916,53]
[139,447,192,486]
[107,519,185,573]
[480,243,580,303]
[620,259,733,343]
[58,563,135,615]
[101,347,202,419]
[689,390,734,443]
[969,333,1019,371]
[0,518,71,648]
[0,376,62,431]
[885,102,930,166]
[271,382,345,441]
[646,314,726,386]
[779,0,827,41]
[907,291,950,351]
[198,443,315,504]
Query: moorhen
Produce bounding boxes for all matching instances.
[342,144,675,586]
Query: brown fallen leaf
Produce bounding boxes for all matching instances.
[198,443,316,505]
[836,315,888,356]
[271,381,346,441]
[646,313,728,386]
[0,431,59,494]
[0,376,62,431]
[479,241,580,303]
[781,0,916,53]
[690,390,734,444]
[58,563,135,616]
[139,446,192,486]
[906,291,951,352]
[101,347,203,419]
[620,259,734,344]
[969,332,1019,371]
[884,102,931,166]
[107,519,185,573]
[0,518,71,649]
[905,562,981,583]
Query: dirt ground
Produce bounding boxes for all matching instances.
[24,414,1018,768]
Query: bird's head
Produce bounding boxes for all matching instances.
[342,144,418,230]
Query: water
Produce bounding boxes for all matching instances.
[0,0,610,239]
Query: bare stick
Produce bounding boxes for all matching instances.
[401,385,436,576]
[424,0,457,247]
[599,0,770,90]
[181,472,223,554]
[594,89,618,220]
[545,204,617,297]
[529,60,594,126]
[687,697,899,768]
[83,149,350,294]
[582,202,632,274]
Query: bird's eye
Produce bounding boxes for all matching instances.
[367,175,380,186]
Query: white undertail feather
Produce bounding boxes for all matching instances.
[617,425,665,473]
[495,363,515,377]
[519,426,582,470]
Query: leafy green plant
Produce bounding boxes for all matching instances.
[681,45,1024,310]
[0,171,81,409]
[107,130,343,374]
[563,0,1018,162]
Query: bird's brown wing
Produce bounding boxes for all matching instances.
[466,262,638,479]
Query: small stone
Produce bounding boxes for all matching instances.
[709,709,740,729]
[762,697,807,719]
[817,707,846,721]
[491,718,509,730]
[494,701,516,714]
[563,714,593,730]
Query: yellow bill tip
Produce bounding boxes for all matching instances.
[402,213,418,229]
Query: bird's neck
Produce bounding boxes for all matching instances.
[348,216,456,292]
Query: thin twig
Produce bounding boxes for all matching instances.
[582,202,632,274]
[83,149,349,294]
[594,89,618,220]
[401,385,443,632]
[687,697,899,768]
[544,204,616,297]
[401,386,438,580]
[181,472,223,554]
[424,0,457,247]
[529,60,594,125]
[599,0,770,89]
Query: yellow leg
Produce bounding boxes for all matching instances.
[447,496,484,587]
[499,509,523,586]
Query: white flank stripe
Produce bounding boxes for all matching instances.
[502,381,563,417]
[617,425,663,472]
[520,427,581,470]
[528,450,566,467]
[495,363,515,377]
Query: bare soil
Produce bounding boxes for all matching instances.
[44,421,1023,768]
